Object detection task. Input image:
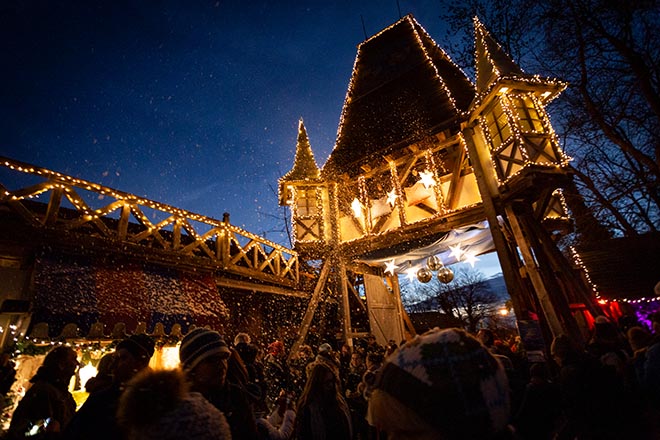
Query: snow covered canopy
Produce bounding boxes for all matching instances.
[31,250,229,338]
[356,221,495,274]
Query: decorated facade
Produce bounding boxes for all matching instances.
[280,15,600,351]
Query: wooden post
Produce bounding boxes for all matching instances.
[338,260,354,347]
[462,124,531,320]
[287,259,332,361]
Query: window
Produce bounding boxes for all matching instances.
[484,101,512,149]
[512,95,544,132]
[296,188,318,216]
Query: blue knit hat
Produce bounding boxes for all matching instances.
[179,328,231,371]
[370,327,510,439]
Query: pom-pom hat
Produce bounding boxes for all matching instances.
[179,328,231,371]
[369,327,510,439]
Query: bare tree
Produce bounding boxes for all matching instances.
[438,0,660,238]
[410,267,500,333]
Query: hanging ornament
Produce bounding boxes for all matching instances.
[427,255,443,271]
[416,267,432,283]
[437,266,454,284]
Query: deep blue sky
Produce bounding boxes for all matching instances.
[0,1,502,276]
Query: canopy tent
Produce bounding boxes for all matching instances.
[30,250,229,338]
[356,221,496,274]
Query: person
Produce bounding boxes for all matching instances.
[288,344,313,397]
[256,389,296,440]
[8,346,78,439]
[83,352,116,394]
[179,327,258,440]
[0,352,17,396]
[367,327,512,440]
[293,358,352,440]
[513,363,562,440]
[64,333,155,440]
[263,340,290,409]
[117,368,231,440]
[551,333,634,439]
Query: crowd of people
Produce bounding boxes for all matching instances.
[1,311,659,439]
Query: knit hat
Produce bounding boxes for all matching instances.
[267,340,284,356]
[179,328,231,371]
[116,334,155,361]
[368,327,510,439]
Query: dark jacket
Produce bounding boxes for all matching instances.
[200,382,258,440]
[8,380,76,439]
[63,384,124,440]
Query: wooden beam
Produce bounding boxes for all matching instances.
[288,260,332,361]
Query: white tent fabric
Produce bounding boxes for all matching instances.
[356,220,496,274]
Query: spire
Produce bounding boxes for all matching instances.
[473,17,525,95]
[282,118,320,182]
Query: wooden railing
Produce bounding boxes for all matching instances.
[0,157,299,287]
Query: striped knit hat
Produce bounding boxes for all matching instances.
[369,327,510,439]
[179,328,231,371]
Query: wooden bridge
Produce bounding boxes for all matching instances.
[0,157,309,342]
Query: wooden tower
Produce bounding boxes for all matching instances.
[280,16,598,352]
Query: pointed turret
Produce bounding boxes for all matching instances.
[283,119,320,181]
[473,17,565,104]
[279,119,321,205]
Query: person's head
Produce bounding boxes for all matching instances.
[299,361,340,407]
[477,328,496,347]
[627,326,652,352]
[350,351,364,368]
[268,340,285,358]
[650,312,660,335]
[368,328,510,440]
[34,345,79,386]
[233,332,251,346]
[114,334,155,384]
[179,328,231,390]
[550,334,580,367]
[366,352,384,370]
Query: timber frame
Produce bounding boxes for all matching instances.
[282,15,600,354]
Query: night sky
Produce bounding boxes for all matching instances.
[0,1,502,275]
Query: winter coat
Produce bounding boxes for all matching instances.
[200,381,259,440]
[7,380,76,439]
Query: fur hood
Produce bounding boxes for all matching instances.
[118,369,231,440]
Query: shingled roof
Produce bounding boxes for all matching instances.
[322,15,475,177]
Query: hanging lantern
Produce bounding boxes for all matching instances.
[437,266,454,283]
[416,267,433,283]
[427,255,443,271]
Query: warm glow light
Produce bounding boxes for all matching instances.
[386,189,398,206]
[79,362,97,390]
[418,170,436,188]
[498,308,509,316]
[449,244,464,261]
[351,198,363,218]
[160,346,182,370]
[384,260,399,275]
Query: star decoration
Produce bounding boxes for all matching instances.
[384,259,399,275]
[386,189,398,206]
[449,244,464,261]
[418,170,436,188]
[406,266,417,282]
[464,251,480,267]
